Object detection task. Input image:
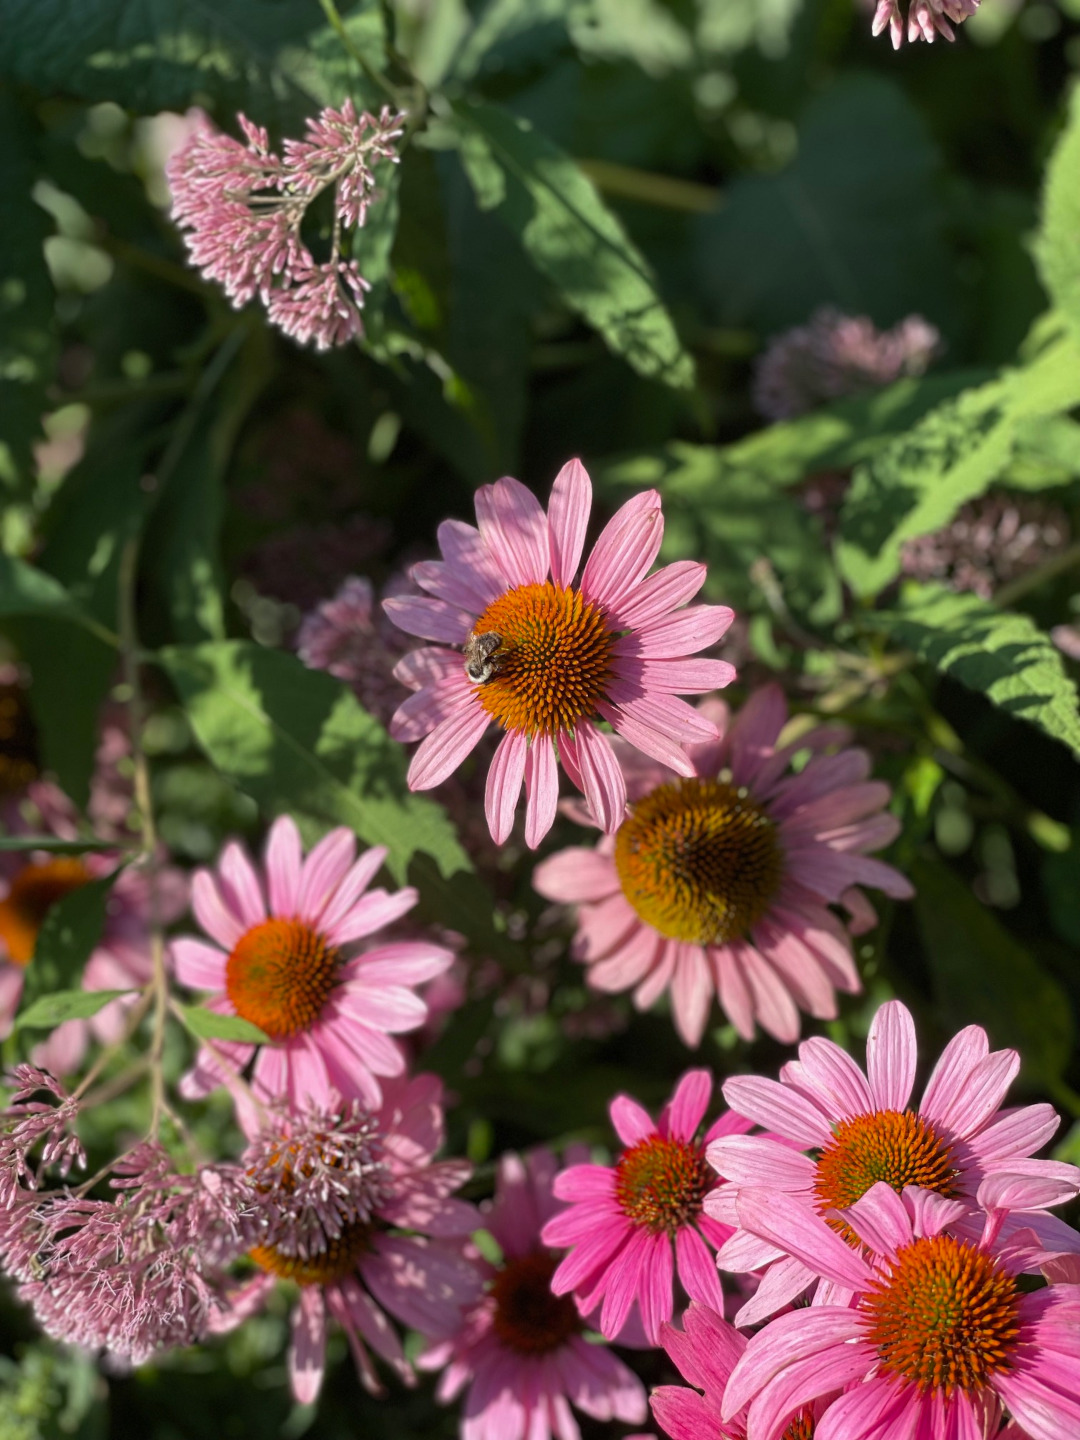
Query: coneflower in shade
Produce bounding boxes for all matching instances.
[706,1000,1080,1327]
[383,460,736,847]
[533,687,912,1049]
[540,1071,751,1345]
[0,780,187,1075]
[420,1147,647,1440]
[172,815,453,1110]
[721,1181,1080,1440]
[214,1076,481,1402]
[868,0,980,47]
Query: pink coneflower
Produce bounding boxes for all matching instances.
[707,1000,1080,1326]
[0,780,187,1075]
[722,1181,1080,1440]
[868,0,980,46]
[173,814,453,1110]
[420,1147,647,1440]
[753,307,939,421]
[533,687,912,1048]
[167,102,403,350]
[652,1300,751,1440]
[215,1076,481,1401]
[541,1070,751,1344]
[383,460,736,847]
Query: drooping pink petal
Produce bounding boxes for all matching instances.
[408,702,490,791]
[564,722,627,834]
[524,736,559,849]
[288,1285,327,1404]
[485,730,527,844]
[533,849,621,904]
[170,938,227,990]
[383,593,473,644]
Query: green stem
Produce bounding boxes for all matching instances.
[319,0,408,107]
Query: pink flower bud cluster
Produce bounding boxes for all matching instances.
[167,101,404,351]
[753,306,940,421]
[868,0,981,47]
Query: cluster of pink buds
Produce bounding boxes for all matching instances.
[869,0,981,46]
[167,101,404,350]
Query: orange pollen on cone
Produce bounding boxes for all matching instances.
[468,581,615,738]
[0,858,92,966]
[614,1134,712,1235]
[251,1220,373,1286]
[814,1110,959,1223]
[613,778,784,946]
[225,917,340,1041]
[861,1235,1020,1395]
[490,1250,581,1355]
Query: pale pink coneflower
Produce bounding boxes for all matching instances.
[869,0,981,47]
[167,102,403,351]
[706,999,1080,1327]
[0,780,187,1075]
[215,1075,481,1402]
[722,1181,1080,1440]
[753,307,939,421]
[533,686,912,1049]
[383,460,736,847]
[172,814,453,1111]
[540,1070,751,1345]
[420,1146,648,1440]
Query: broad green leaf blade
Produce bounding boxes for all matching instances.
[452,99,694,390]
[17,989,135,1030]
[0,0,384,122]
[0,90,56,482]
[862,583,1080,759]
[0,553,80,620]
[1034,86,1080,350]
[837,334,1080,598]
[448,0,574,85]
[21,872,122,1010]
[175,1003,269,1045]
[912,856,1072,1089]
[694,75,956,335]
[157,641,522,968]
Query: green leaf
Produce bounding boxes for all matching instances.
[912,855,1073,1089]
[157,641,523,968]
[1034,86,1080,350]
[0,0,385,122]
[837,333,1080,598]
[695,75,956,335]
[0,90,56,482]
[0,552,81,621]
[862,583,1080,759]
[175,1003,269,1045]
[16,988,135,1030]
[448,0,575,85]
[452,99,694,390]
[20,872,122,1010]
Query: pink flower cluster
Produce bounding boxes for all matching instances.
[753,307,940,421]
[869,0,982,46]
[167,101,404,350]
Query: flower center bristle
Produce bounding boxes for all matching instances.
[615,1135,712,1235]
[814,1110,958,1221]
[862,1235,1020,1395]
[251,1220,373,1286]
[614,778,783,946]
[469,582,614,737]
[225,918,339,1041]
[0,858,91,966]
[490,1250,580,1355]
[782,1411,815,1440]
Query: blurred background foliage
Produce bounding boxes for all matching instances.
[2,0,1080,1434]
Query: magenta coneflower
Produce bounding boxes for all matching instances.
[420,1147,647,1440]
[706,1000,1080,1326]
[533,687,912,1048]
[216,1075,481,1402]
[722,1181,1080,1440]
[173,815,453,1110]
[541,1070,750,1344]
[383,460,736,847]
[869,0,980,46]
[0,779,187,1075]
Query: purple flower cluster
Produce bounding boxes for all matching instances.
[167,102,404,350]
[753,307,940,421]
